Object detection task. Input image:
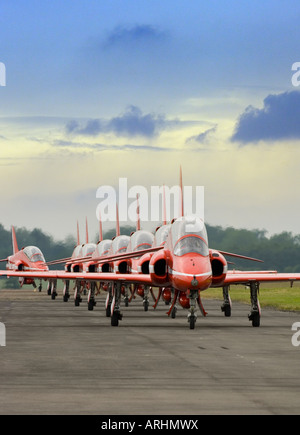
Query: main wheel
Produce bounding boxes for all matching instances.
[224,305,231,317]
[106,304,111,317]
[88,301,94,311]
[252,312,260,327]
[111,312,119,326]
[189,315,196,330]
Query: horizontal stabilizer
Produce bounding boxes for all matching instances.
[218,250,263,263]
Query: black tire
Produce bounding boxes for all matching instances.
[224,305,231,317]
[252,312,260,327]
[171,307,177,319]
[189,315,195,330]
[111,312,119,326]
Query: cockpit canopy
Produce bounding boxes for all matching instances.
[130,230,154,252]
[72,245,82,259]
[153,224,171,247]
[82,243,96,257]
[23,246,45,263]
[96,239,112,257]
[171,216,209,257]
[111,235,130,254]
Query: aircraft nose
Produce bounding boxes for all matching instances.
[171,256,212,291]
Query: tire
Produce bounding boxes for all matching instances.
[252,312,260,327]
[189,315,195,330]
[111,312,119,326]
[224,305,231,317]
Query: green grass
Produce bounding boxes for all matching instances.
[202,282,300,311]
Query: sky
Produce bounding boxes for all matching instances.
[1,0,300,242]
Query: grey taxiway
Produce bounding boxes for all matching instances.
[0,287,299,415]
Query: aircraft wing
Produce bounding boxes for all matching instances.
[224,271,300,285]
[0,270,153,285]
[46,246,163,266]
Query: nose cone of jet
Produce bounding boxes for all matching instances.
[171,255,212,291]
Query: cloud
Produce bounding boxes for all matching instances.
[186,126,217,144]
[231,91,300,143]
[65,106,166,138]
[52,139,169,152]
[103,24,167,49]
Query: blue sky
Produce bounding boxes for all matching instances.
[1,0,300,241]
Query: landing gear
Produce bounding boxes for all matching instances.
[110,282,123,327]
[63,280,70,302]
[221,285,232,317]
[187,290,198,330]
[87,282,97,311]
[51,279,57,300]
[143,286,150,311]
[47,281,51,296]
[171,306,177,319]
[248,282,261,327]
[74,281,82,306]
[105,284,113,317]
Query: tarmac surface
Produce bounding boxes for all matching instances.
[0,286,300,415]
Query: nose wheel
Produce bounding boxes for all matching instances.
[187,290,207,329]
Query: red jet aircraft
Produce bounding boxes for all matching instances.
[2,173,300,329]
[0,226,48,291]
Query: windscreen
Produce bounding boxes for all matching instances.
[171,216,209,257]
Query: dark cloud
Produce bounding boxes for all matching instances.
[103,24,166,48]
[108,105,164,137]
[231,91,300,143]
[65,106,165,138]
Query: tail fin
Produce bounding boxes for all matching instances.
[116,203,120,237]
[85,217,89,243]
[77,221,80,245]
[136,193,141,231]
[11,226,19,255]
[162,184,167,225]
[179,165,184,217]
[99,211,103,242]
